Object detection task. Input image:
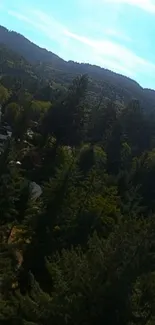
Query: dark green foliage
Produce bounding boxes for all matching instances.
[0,140,25,225]
[42,74,88,146]
[1,45,155,325]
[15,218,155,325]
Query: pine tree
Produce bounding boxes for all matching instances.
[0,140,24,226]
[15,217,155,325]
[42,75,88,146]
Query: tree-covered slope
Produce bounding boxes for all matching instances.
[1,24,155,110]
[0,45,41,92]
[1,72,155,325]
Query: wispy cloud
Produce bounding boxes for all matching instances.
[65,29,155,74]
[8,10,68,43]
[104,29,132,42]
[7,5,155,86]
[88,0,155,13]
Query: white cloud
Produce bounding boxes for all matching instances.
[104,29,132,42]
[8,10,68,42]
[88,0,155,13]
[8,7,155,84]
[114,0,155,12]
[65,29,155,72]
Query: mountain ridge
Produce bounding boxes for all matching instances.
[0,24,155,110]
[0,25,144,88]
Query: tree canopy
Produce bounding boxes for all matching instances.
[1,36,155,325]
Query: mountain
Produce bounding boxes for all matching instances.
[0,24,155,110]
[0,26,65,66]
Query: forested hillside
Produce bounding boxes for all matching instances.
[1,25,155,110]
[1,51,155,324]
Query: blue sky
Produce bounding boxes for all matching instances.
[1,0,155,88]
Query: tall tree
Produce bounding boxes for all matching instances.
[42,75,88,146]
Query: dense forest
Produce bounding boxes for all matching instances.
[1,26,155,325]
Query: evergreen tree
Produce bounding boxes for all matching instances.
[42,75,88,146]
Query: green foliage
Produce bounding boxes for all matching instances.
[1,66,155,325]
[4,102,20,126]
[30,100,51,121]
[43,74,88,146]
[0,141,25,225]
[15,217,155,325]
[0,84,10,104]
